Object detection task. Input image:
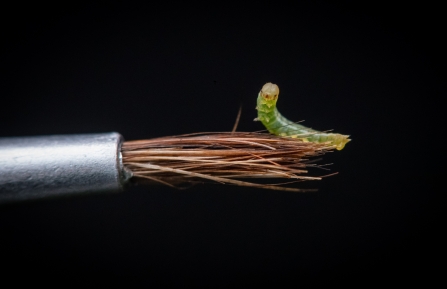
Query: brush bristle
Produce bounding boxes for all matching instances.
[121,132,336,192]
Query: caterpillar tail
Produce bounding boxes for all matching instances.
[256,82,351,150]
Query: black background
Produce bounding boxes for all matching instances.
[0,1,444,286]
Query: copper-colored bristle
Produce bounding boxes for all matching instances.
[121,132,336,192]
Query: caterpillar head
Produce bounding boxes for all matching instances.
[260,82,279,105]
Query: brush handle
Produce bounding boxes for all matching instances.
[0,132,131,204]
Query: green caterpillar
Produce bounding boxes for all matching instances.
[255,82,350,150]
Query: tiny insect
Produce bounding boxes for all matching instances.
[255,82,350,150]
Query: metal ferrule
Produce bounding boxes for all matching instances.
[0,132,131,203]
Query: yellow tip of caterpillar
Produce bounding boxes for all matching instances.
[335,136,351,150]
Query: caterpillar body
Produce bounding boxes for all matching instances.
[256,82,350,150]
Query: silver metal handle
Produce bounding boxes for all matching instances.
[0,132,131,203]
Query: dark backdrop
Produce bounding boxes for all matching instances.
[0,2,444,286]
